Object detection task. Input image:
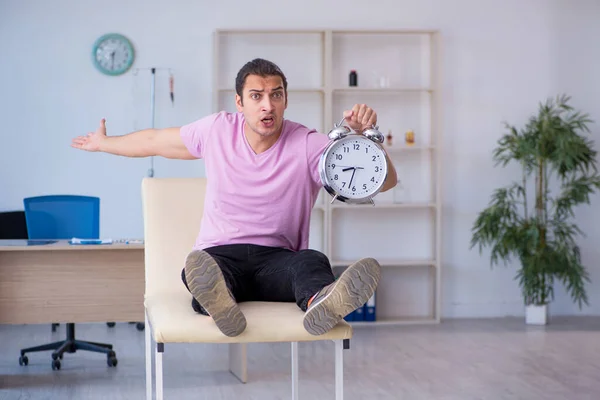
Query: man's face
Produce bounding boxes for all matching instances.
[236,74,287,138]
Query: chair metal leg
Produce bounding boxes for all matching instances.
[335,339,344,400]
[228,343,248,383]
[53,340,72,358]
[73,340,112,355]
[145,311,152,400]
[291,342,299,400]
[20,340,65,354]
[82,341,113,349]
[156,342,164,400]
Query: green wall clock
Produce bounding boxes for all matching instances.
[92,33,135,76]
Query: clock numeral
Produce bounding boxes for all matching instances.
[371,177,375,182]
[334,174,338,180]
[343,147,349,153]
[363,184,367,190]
[372,156,376,161]
[342,182,346,188]
[365,147,369,153]
[353,144,360,150]
[375,166,380,172]
[335,154,343,160]
[352,186,356,192]
[330,164,335,169]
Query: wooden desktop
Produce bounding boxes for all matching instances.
[0,240,145,324]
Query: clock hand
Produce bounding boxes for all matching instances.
[348,168,357,189]
[342,166,364,172]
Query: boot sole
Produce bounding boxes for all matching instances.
[184,250,246,337]
[303,257,381,335]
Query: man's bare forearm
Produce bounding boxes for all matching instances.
[98,129,159,157]
[98,127,194,159]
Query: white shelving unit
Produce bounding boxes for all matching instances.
[213,29,442,325]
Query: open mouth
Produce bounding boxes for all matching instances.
[261,116,274,127]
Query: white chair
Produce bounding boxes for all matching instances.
[141,177,353,400]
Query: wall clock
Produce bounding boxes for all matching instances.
[92,33,135,76]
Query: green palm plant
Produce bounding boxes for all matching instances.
[470,94,600,309]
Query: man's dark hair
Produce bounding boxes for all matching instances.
[235,58,288,103]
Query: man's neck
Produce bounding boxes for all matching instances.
[243,122,282,154]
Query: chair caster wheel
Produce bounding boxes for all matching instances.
[107,322,116,327]
[107,355,118,367]
[51,359,61,370]
[136,322,145,331]
[19,355,28,366]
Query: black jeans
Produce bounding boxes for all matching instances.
[181,244,336,315]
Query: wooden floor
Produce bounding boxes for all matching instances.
[1,317,599,399]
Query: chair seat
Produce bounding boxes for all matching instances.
[145,293,353,344]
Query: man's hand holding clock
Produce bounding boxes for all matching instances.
[319,104,397,204]
[342,104,378,133]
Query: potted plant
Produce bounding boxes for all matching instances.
[470,94,600,324]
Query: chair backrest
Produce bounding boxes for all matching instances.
[23,195,100,240]
[141,177,207,297]
[0,211,28,239]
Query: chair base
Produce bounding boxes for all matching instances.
[145,307,349,400]
[147,339,348,400]
[19,323,118,370]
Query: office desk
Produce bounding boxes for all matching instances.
[0,240,145,324]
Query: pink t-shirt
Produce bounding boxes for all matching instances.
[180,111,330,252]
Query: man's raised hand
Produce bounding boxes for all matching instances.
[71,118,107,152]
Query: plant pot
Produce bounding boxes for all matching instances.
[525,304,548,325]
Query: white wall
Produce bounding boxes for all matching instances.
[1,0,599,318]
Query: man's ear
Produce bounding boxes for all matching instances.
[235,94,243,112]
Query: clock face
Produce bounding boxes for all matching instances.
[321,135,388,202]
[92,33,134,76]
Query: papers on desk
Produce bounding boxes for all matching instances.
[69,238,113,245]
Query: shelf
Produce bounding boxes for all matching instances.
[333,87,432,94]
[332,30,438,35]
[214,29,442,327]
[218,87,325,93]
[216,29,326,34]
[331,259,436,267]
[384,145,434,153]
[330,202,436,210]
[350,316,438,327]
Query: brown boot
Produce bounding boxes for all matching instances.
[184,250,246,337]
[303,257,381,335]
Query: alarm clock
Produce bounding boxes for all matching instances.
[319,117,388,205]
[91,33,135,76]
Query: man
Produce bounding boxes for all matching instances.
[72,58,397,337]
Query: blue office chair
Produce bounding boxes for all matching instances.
[19,195,118,370]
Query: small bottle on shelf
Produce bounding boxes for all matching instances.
[349,70,358,87]
[405,129,415,146]
[386,130,393,147]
